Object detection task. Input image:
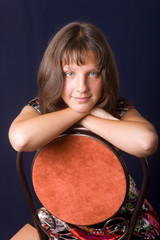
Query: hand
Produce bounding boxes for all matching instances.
[79,107,118,127]
[90,107,118,120]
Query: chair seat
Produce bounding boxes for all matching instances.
[32,134,128,226]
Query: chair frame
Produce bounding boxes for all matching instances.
[16,127,150,240]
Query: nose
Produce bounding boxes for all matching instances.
[76,75,89,93]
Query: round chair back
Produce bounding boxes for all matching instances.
[32,130,129,226]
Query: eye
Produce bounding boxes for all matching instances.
[65,72,74,77]
[89,71,100,77]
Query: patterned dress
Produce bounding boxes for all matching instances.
[28,97,160,240]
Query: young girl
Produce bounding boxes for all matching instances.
[9,22,159,240]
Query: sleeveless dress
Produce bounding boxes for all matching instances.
[28,97,160,240]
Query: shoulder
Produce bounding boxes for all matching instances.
[28,97,41,114]
[116,97,134,119]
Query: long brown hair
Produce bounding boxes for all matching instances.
[37,22,119,114]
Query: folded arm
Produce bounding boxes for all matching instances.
[9,106,88,152]
[80,107,158,157]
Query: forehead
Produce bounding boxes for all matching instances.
[62,50,98,67]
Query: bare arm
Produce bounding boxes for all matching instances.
[9,106,88,152]
[80,108,158,157]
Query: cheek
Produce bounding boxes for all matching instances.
[92,80,103,97]
[61,81,72,100]
[61,85,66,101]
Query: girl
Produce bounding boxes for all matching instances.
[9,22,159,239]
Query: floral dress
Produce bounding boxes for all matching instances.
[28,97,160,240]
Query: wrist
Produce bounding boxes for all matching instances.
[79,114,91,127]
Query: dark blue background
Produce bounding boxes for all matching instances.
[0,0,160,239]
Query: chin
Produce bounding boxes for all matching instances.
[69,101,96,113]
[71,106,91,113]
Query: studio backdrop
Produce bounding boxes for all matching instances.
[0,0,160,239]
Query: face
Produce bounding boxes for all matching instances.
[61,51,103,113]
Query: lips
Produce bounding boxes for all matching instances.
[72,96,91,103]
